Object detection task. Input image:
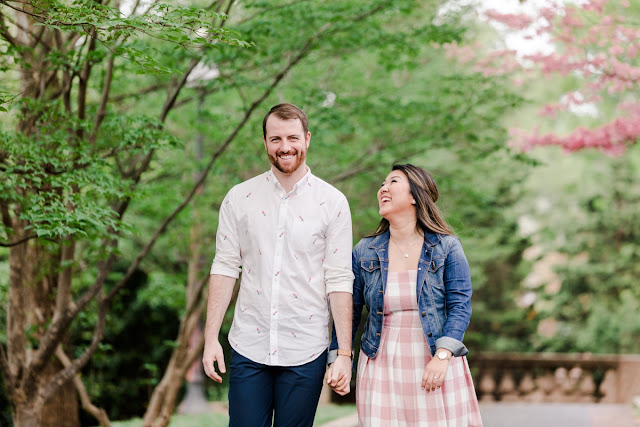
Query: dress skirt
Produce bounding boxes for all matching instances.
[356,270,483,427]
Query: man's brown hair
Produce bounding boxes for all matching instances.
[262,103,309,138]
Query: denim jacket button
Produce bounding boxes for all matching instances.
[428,332,433,337]
[421,311,426,317]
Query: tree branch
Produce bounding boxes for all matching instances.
[111,83,166,103]
[0,234,38,247]
[55,346,111,427]
[2,9,53,51]
[24,250,117,398]
[54,239,74,326]
[38,293,109,408]
[0,9,18,46]
[89,52,115,143]
[77,27,97,123]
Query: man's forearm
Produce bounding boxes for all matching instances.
[204,274,237,341]
[329,291,353,351]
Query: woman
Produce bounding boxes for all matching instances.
[329,164,482,426]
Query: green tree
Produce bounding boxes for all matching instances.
[1,0,527,425]
[0,1,248,425]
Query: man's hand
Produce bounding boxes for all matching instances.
[324,355,351,396]
[202,339,226,383]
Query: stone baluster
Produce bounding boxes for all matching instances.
[564,366,582,402]
[536,369,556,400]
[498,372,519,402]
[578,370,597,403]
[518,372,537,402]
[599,369,618,403]
[479,369,496,402]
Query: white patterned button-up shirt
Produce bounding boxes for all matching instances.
[210,168,354,366]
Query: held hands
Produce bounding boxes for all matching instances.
[421,352,451,392]
[324,355,352,396]
[202,339,226,383]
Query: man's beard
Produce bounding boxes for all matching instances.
[269,150,306,174]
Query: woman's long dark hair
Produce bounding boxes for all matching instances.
[370,164,454,237]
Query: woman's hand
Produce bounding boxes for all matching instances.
[421,349,452,392]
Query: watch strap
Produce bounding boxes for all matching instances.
[337,349,352,359]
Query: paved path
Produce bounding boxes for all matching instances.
[318,402,639,426]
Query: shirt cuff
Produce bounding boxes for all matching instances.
[210,264,240,278]
[434,336,468,357]
[326,279,353,294]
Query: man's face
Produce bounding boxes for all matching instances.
[263,115,310,175]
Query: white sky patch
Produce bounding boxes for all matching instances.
[322,92,336,108]
[187,62,220,87]
[478,0,558,57]
[120,0,155,17]
[561,92,599,117]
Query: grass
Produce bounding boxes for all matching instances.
[109,403,356,427]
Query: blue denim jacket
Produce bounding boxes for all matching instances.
[330,230,472,362]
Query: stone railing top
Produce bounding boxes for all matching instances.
[470,352,640,369]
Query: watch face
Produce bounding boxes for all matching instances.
[438,351,447,359]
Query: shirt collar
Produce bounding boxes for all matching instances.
[266,167,313,196]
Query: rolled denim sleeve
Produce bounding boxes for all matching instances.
[440,237,472,357]
[323,194,354,294]
[210,188,242,278]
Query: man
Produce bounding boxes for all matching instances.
[202,103,353,426]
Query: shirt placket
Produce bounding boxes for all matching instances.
[270,191,290,364]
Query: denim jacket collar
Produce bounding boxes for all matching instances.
[367,229,443,251]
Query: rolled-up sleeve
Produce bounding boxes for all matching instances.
[323,194,354,294]
[210,188,242,278]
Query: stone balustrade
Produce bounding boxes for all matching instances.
[470,352,640,404]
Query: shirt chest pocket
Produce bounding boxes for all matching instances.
[290,217,324,253]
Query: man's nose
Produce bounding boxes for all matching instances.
[280,139,291,152]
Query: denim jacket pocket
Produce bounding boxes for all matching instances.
[361,259,381,273]
[429,256,445,274]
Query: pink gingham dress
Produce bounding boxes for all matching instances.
[356,270,483,427]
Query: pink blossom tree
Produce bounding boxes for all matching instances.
[448,0,640,155]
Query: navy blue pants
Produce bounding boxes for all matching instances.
[228,349,327,427]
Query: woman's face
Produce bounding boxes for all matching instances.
[377,170,415,219]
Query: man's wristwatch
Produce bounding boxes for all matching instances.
[437,350,451,361]
[337,349,353,359]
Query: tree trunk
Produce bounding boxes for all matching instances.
[39,362,80,427]
[13,407,40,427]
[8,221,80,427]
